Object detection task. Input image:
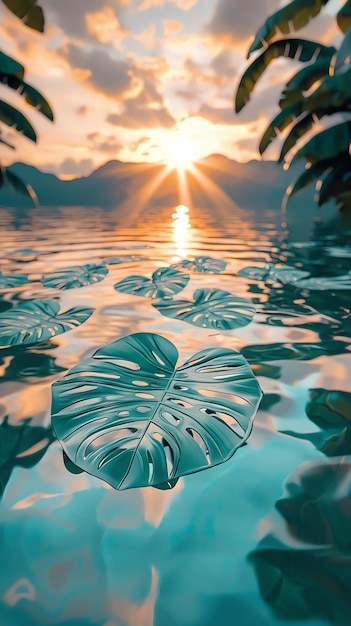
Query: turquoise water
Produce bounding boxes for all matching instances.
[0,202,350,626]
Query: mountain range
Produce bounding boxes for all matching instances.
[0,154,333,218]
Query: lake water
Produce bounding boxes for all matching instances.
[0,201,350,626]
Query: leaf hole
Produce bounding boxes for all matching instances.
[136,405,151,413]
[113,359,140,370]
[132,380,149,386]
[169,398,192,408]
[147,451,154,483]
[161,410,180,424]
[151,350,166,366]
[186,428,210,463]
[118,410,130,416]
[135,393,155,399]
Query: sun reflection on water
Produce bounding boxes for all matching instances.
[172,204,191,259]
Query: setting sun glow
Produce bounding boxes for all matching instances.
[167,134,196,171]
[172,204,191,258]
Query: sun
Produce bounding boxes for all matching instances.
[167,134,196,171]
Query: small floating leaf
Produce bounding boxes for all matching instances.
[41,263,108,290]
[238,263,309,284]
[0,299,94,347]
[0,271,28,289]
[172,256,227,274]
[114,267,189,299]
[153,288,256,330]
[51,332,262,490]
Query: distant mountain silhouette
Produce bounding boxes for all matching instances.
[0,155,329,215]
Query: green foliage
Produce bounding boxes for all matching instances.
[1,0,44,32]
[0,2,53,202]
[51,332,262,490]
[235,0,351,210]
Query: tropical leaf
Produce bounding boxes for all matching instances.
[235,39,333,112]
[0,49,24,79]
[0,416,55,497]
[2,350,66,381]
[0,299,94,347]
[0,133,15,149]
[51,332,262,490]
[171,256,227,274]
[290,121,351,165]
[0,270,28,288]
[279,112,320,162]
[317,158,351,206]
[1,0,45,32]
[283,160,334,207]
[247,0,331,56]
[238,263,309,283]
[295,270,351,290]
[104,256,147,265]
[114,267,189,299]
[331,23,351,74]
[0,100,36,142]
[0,166,38,203]
[242,340,349,363]
[41,263,108,290]
[279,55,335,107]
[337,0,351,32]
[259,104,304,155]
[152,289,256,330]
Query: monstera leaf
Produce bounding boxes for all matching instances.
[104,256,147,265]
[51,332,262,491]
[171,256,227,274]
[295,270,351,290]
[247,0,331,56]
[0,271,28,288]
[238,263,309,283]
[0,416,55,497]
[41,263,108,290]
[0,299,94,347]
[2,0,45,32]
[114,267,189,299]
[152,289,256,330]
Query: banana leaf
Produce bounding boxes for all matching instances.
[331,24,351,74]
[0,49,24,79]
[247,0,331,57]
[0,100,36,142]
[259,104,304,154]
[235,39,334,112]
[0,165,38,204]
[8,78,53,120]
[1,0,44,32]
[291,120,351,165]
[282,160,333,208]
[279,111,324,161]
[317,158,351,205]
[337,0,351,33]
[279,55,334,108]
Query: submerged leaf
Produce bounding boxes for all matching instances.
[0,299,94,347]
[172,256,227,274]
[41,263,108,290]
[153,288,256,330]
[51,332,262,490]
[104,256,147,265]
[114,267,189,299]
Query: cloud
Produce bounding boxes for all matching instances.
[128,137,150,151]
[207,0,277,44]
[135,0,198,10]
[85,7,130,48]
[44,0,129,42]
[62,43,138,98]
[87,132,123,153]
[58,158,95,176]
[163,20,183,36]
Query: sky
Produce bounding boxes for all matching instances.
[0,0,342,178]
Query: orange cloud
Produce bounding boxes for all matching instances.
[163,20,183,36]
[85,7,130,49]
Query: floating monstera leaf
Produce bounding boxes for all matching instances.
[238,263,309,284]
[104,256,147,265]
[153,288,256,330]
[41,263,108,290]
[0,271,28,288]
[51,332,262,491]
[0,299,94,347]
[295,270,351,290]
[114,267,189,299]
[172,256,227,274]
